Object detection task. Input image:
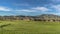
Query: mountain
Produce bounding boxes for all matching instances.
[0,14,60,21]
[37,14,60,19]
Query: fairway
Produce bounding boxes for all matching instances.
[0,21,60,34]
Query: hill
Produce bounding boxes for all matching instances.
[0,14,60,22]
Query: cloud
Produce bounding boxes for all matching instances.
[15,9,37,12]
[15,7,50,12]
[51,0,60,4]
[32,7,49,11]
[51,5,60,12]
[52,0,60,2]
[0,6,52,13]
[0,6,11,11]
[0,6,37,12]
[14,7,51,12]
[13,3,29,6]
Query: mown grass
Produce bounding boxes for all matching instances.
[0,20,60,34]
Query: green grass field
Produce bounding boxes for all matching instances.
[0,20,60,34]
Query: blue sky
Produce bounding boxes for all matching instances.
[0,0,60,16]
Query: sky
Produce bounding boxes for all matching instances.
[0,0,60,16]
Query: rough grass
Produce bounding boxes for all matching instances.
[0,21,60,34]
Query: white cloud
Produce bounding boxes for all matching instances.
[0,6,50,12]
[0,6,36,12]
[32,7,49,11]
[0,6,11,11]
[16,9,36,12]
[51,5,60,11]
[15,7,50,12]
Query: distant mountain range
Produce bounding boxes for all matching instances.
[0,14,60,21]
[38,14,60,18]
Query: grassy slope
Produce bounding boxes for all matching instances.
[0,21,60,34]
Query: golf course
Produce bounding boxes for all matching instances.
[0,20,60,34]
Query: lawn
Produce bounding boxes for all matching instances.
[0,20,60,34]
